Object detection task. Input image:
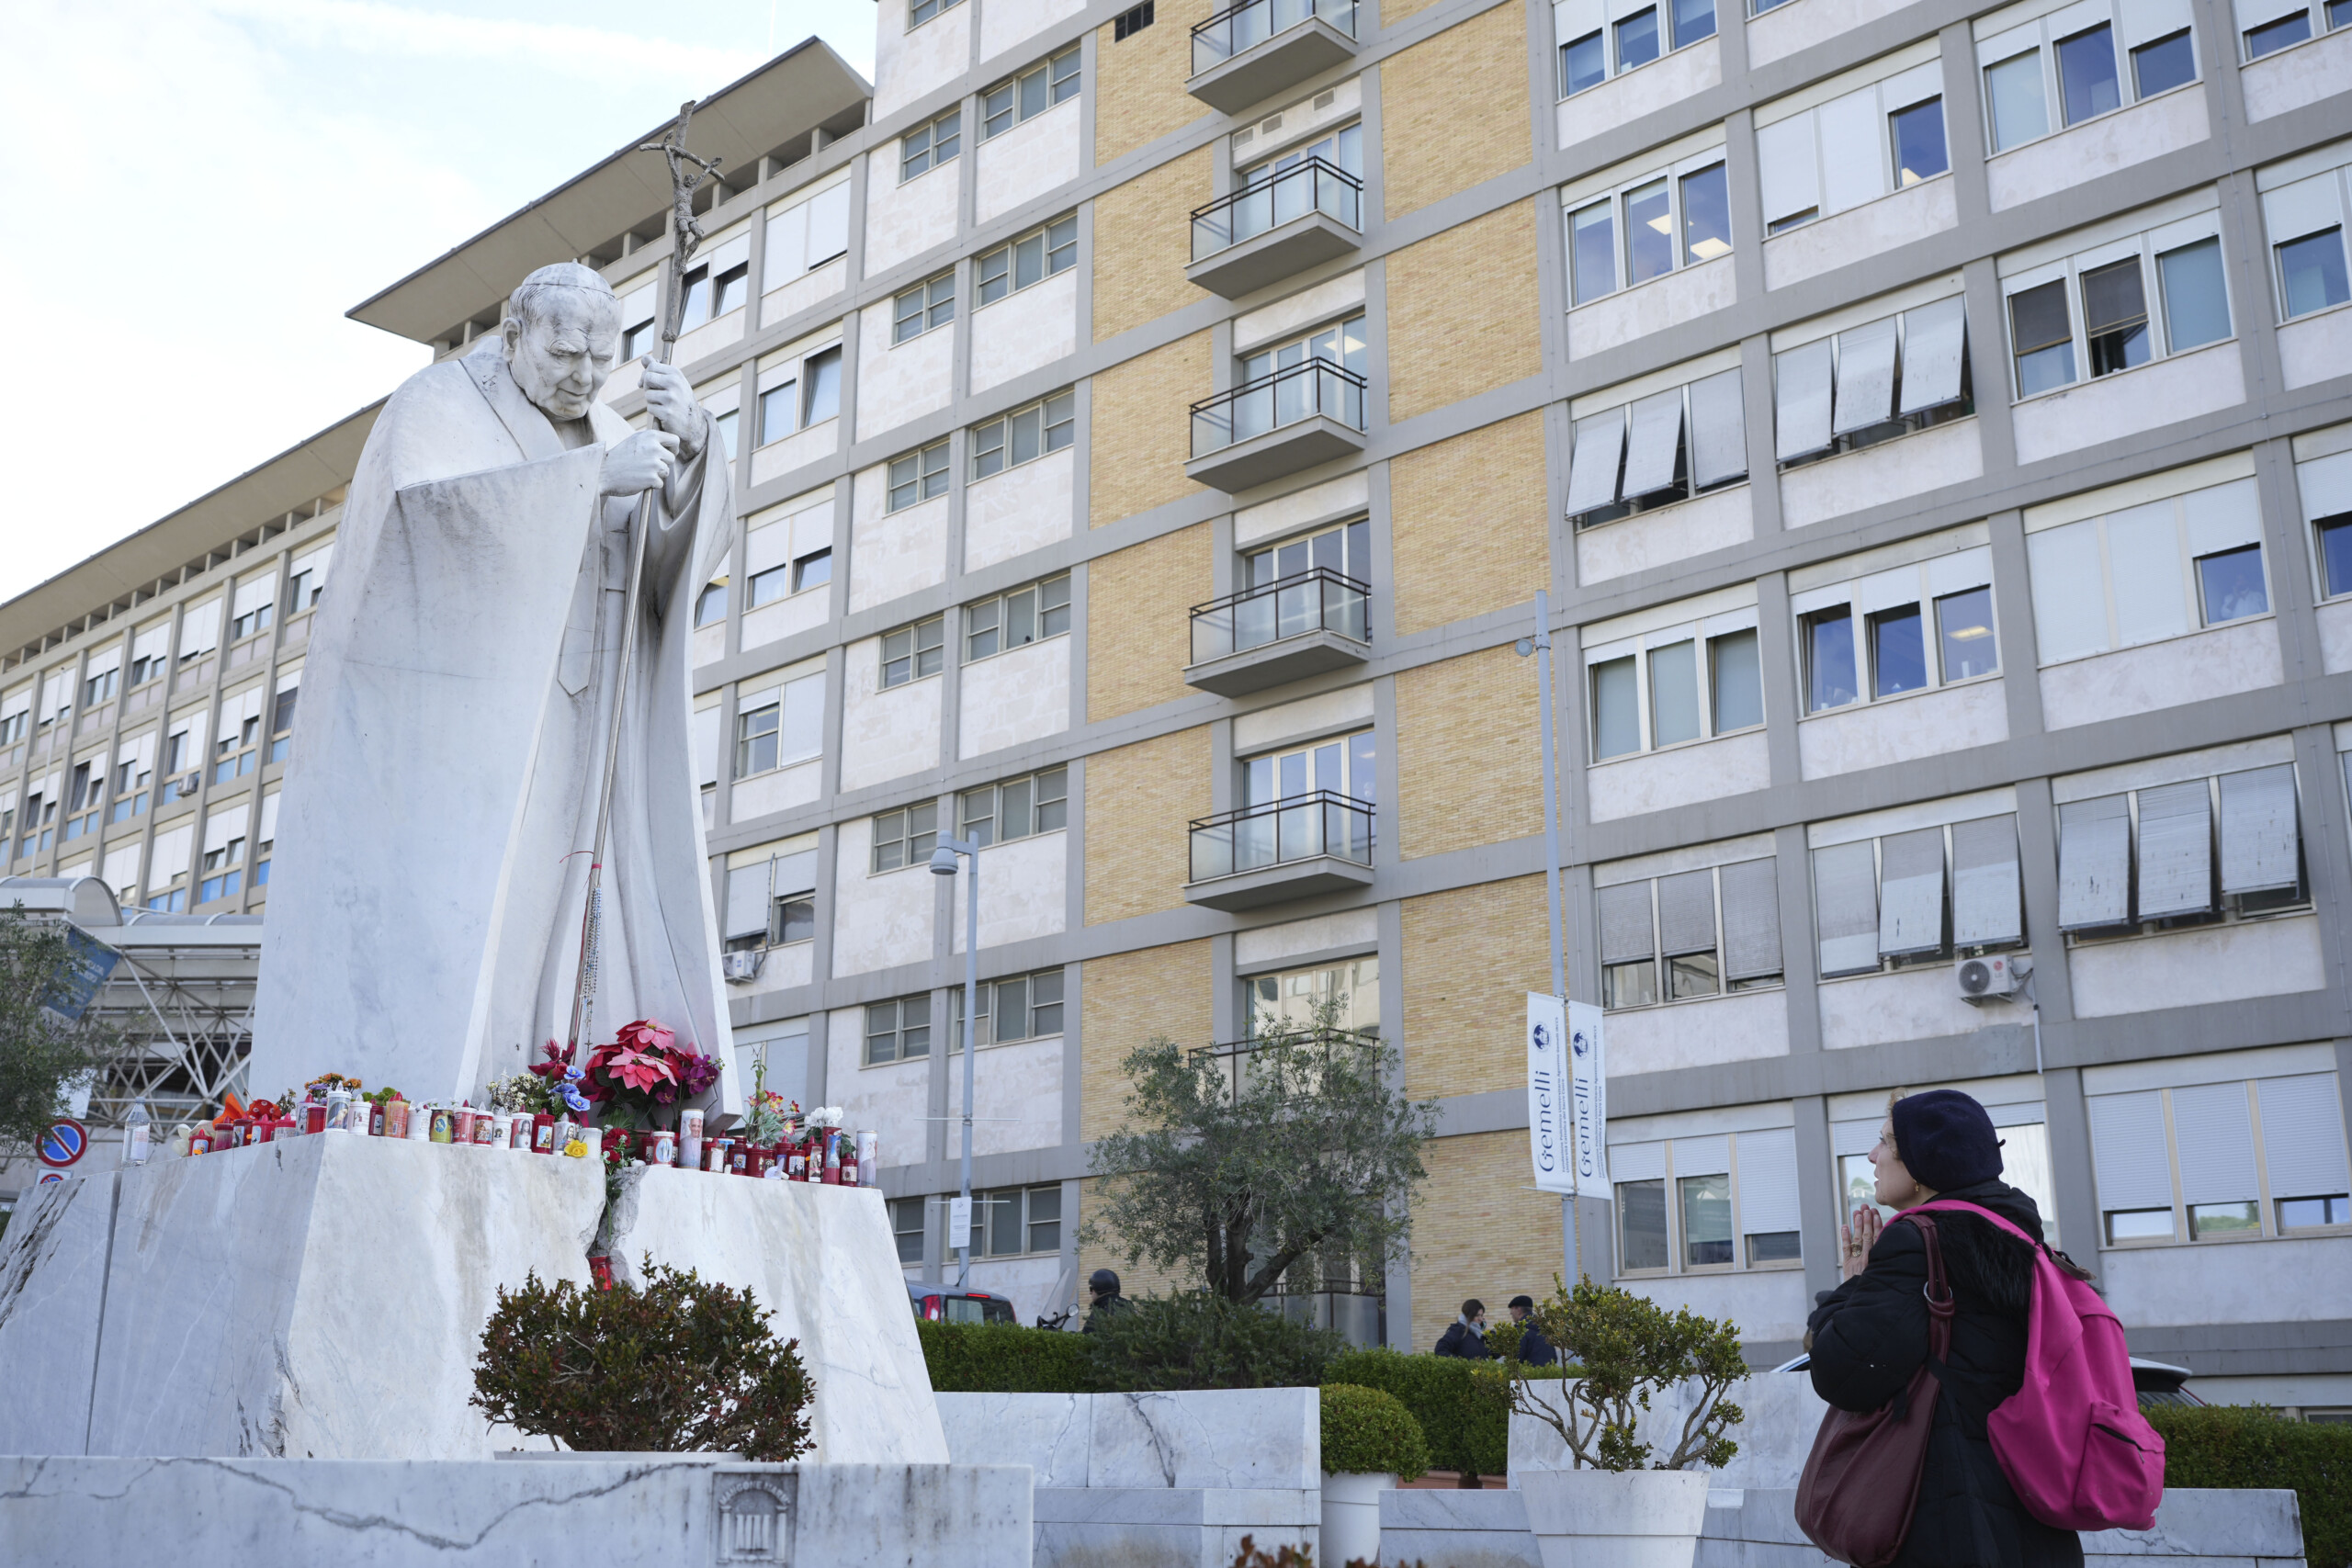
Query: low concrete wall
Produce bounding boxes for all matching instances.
[0,1457,1033,1566]
[1507,1371,1827,1490]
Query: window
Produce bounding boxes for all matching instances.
[894,273,956,344]
[982,45,1080,140]
[763,179,852,288]
[1245,956,1380,1038]
[890,1197,926,1265]
[1979,2,2198,152]
[2262,163,2352,320]
[81,668,119,707]
[910,0,964,25]
[2005,219,2233,397]
[620,276,658,360]
[1611,1126,1802,1275]
[268,684,298,762]
[2027,474,2270,663]
[2056,24,2122,123]
[880,616,945,688]
[756,344,842,445]
[949,967,1067,1048]
[2242,0,2324,57]
[888,440,951,512]
[1756,61,1947,235]
[958,766,1069,847]
[1566,367,1747,527]
[734,670,823,778]
[1587,609,1763,761]
[128,628,170,689]
[971,392,1075,479]
[675,238,752,333]
[969,1184,1062,1256]
[2132,28,2196,95]
[695,579,729,627]
[901,108,962,181]
[2317,508,2352,602]
[1792,542,1998,714]
[722,846,818,952]
[1598,857,1783,1010]
[2056,763,2305,934]
[1566,152,1731,305]
[1773,297,1971,465]
[864,994,933,1064]
[1114,0,1155,38]
[1222,314,1370,441]
[1555,0,1713,97]
[803,346,841,426]
[977,217,1077,306]
[964,575,1071,661]
[1244,518,1370,592]
[2088,1066,2350,1247]
[1812,811,2024,976]
[199,835,246,905]
[872,800,940,873]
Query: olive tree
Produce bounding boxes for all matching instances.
[0,905,118,1158]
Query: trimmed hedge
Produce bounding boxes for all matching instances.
[1080,1291,1348,1391]
[2149,1404,2349,1568]
[917,1320,1089,1393]
[1321,1383,1431,1480]
[1322,1348,1519,1477]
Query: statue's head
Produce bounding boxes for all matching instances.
[501,264,622,422]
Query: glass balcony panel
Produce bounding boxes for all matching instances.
[1276,579,1317,639]
[1237,810,1279,871]
[1331,579,1368,642]
[1193,0,1358,73]
[1193,601,1237,663]
[1192,818,1235,881]
[1234,592,1279,652]
[1277,799,1323,861]
[1191,360,1370,457]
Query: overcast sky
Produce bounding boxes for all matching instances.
[0,0,876,606]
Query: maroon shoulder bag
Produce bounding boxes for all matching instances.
[1794,1213,1955,1568]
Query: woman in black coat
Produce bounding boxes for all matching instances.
[1806,1089,2087,1568]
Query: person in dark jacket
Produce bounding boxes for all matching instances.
[1507,1295,1558,1366]
[1807,1088,2089,1568]
[1433,1299,1492,1359]
[1081,1268,1129,1334]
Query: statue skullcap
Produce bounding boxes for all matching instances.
[507,262,619,329]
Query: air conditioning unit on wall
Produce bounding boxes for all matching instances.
[721,950,765,984]
[1955,953,2029,1003]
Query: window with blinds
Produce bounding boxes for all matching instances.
[2056,764,2304,936]
[1598,858,1781,1009]
[1773,296,1971,469]
[1812,812,2023,977]
[1611,1123,1803,1273]
[2088,1069,2351,1245]
[1566,367,1747,529]
[1791,540,1998,716]
[722,846,819,953]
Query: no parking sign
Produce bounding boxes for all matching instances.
[36,1117,88,1168]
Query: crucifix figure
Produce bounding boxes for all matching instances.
[250,105,742,1115]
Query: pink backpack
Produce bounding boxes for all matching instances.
[1908,1200,2165,1532]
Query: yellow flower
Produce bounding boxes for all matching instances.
[562,1140,588,1158]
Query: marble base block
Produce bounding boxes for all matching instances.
[0,1456,1033,1566]
[936,1389,1319,1488]
[1034,1485,1317,1568]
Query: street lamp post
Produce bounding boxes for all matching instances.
[1515,588,1582,1282]
[929,835,981,1289]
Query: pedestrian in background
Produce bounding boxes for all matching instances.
[1081,1268,1129,1335]
[1506,1294,1557,1366]
[1434,1299,1491,1359]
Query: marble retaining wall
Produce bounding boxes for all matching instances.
[1507,1371,1828,1490]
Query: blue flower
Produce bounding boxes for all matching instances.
[563,1065,585,1083]
[560,1084,589,1112]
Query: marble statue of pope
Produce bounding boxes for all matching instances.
[249,263,741,1115]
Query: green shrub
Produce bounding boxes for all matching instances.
[2149,1404,2350,1568]
[1321,1383,1430,1480]
[469,1259,813,1460]
[919,1319,1091,1393]
[1080,1290,1347,1391]
[1322,1348,1510,1477]
[1507,1276,1746,1472]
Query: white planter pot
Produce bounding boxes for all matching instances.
[1319,1471,1393,1566]
[1519,1467,1711,1568]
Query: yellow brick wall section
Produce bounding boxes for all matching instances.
[1386,200,1544,423]
[1079,1175,1193,1298]
[1380,4,1532,220]
[1093,0,1209,165]
[1083,725,1211,925]
[1080,939,1214,1140]
[1086,524,1209,720]
[1400,874,1550,1099]
[1090,331,1209,527]
[1409,1130,1566,1349]
[1092,145,1211,344]
[1394,646,1544,862]
[1388,412,1550,636]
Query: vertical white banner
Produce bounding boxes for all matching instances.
[1567,999,1609,1194]
[1527,992,1574,1194]
[947,1195,973,1250]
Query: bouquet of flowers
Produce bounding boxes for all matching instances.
[363,1085,404,1108]
[304,1072,362,1102]
[578,1020,725,1129]
[528,1041,594,1117]
[486,1072,554,1116]
[744,1090,793,1145]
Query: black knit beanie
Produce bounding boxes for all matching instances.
[1891,1089,2003,1191]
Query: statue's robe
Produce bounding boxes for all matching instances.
[249,343,740,1111]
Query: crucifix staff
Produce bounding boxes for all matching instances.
[561,101,724,1056]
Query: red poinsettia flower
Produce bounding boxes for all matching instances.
[611,1019,674,1056]
[529,1039,577,1083]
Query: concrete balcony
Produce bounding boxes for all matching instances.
[1184,568,1370,696]
[1187,159,1363,299]
[1186,360,1367,493]
[1184,792,1374,911]
[1189,0,1361,115]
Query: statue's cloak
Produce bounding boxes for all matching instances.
[249,344,739,1111]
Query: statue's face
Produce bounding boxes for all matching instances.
[503,293,620,421]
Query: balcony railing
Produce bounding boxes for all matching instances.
[1192,360,1366,461]
[1192,0,1359,75]
[1190,568,1368,666]
[1190,790,1374,884]
[1189,1026,1383,1105]
[1192,158,1362,263]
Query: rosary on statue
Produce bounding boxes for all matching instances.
[563,101,725,1056]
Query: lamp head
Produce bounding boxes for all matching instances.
[928,844,962,876]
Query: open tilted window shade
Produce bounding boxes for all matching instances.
[1621,389,1687,499]
[1814,840,1881,976]
[1719,858,1782,980]
[1775,341,1836,463]
[2219,765,2299,895]
[1657,869,1717,957]
[1951,814,2023,946]
[1897,297,1967,414]
[724,864,774,941]
[2170,1080,2260,1207]
[771,849,819,897]
[1566,413,1627,517]
[2257,1074,2352,1199]
[1736,1126,1803,1235]
[1832,317,1898,436]
[2058,795,2132,930]
[1688,368,1747,490]
[2087,1090,2174,1212]
[1600,881,1656,965]
[1877,828,1947,956]
[2135,780,2213,920]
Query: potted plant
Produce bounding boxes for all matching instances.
[1319,1382,1430,1565]
[1498,1276,1747,1568]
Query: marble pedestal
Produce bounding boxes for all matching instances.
[0,1134,946,1464]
